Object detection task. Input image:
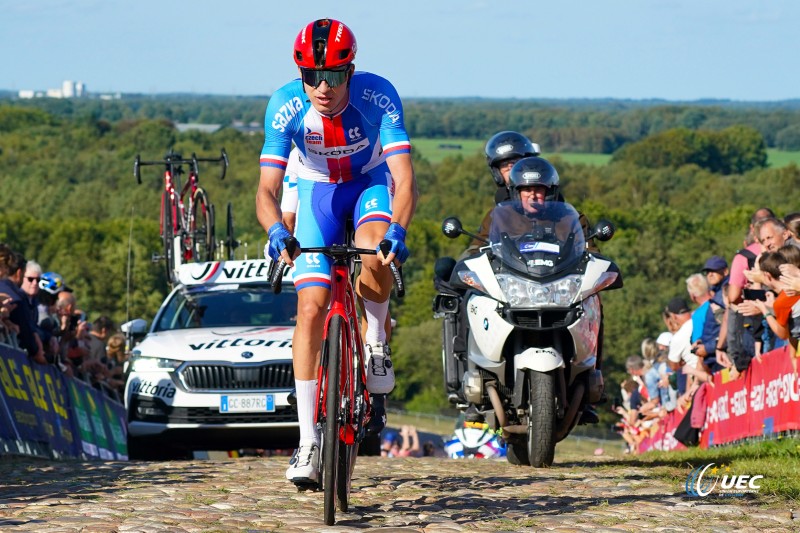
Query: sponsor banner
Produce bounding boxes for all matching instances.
[40,365,78,457]
[639,346,799,452]
[84,386,115,460]
[67,379,99,458]
[1,344,127,460]
[0,345,47,442]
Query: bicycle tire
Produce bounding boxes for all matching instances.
[322,314,343,525]
[191,188,214,262]
[337,315,362,511]
[161,190,175,284]
[225,201,236,260]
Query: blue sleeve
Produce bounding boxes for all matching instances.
[354,73,411,158]
[701,305,721,355]
[260,81,305,170]
[690,302,709,343]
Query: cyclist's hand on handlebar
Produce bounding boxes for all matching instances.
[266,223,299,265]
[377,222,409,266]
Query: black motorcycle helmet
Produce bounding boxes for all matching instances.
[484,131,540,187]
[508,156,560,202]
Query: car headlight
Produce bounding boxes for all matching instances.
[129,356,183,372]
[496,274,581,307]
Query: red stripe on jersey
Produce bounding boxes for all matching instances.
[321,115,338,182]
[332,114,353,182]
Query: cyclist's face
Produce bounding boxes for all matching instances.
[301,65,352,116]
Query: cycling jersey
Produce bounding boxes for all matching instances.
[260,71,411,182]
[280,148,300,214]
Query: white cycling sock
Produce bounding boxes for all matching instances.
[296,379,319,445]
[363,297,388,345]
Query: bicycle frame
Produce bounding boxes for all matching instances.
[316,257,370,446]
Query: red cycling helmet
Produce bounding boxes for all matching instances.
[293,18,357,69]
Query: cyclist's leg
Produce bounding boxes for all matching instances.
[353,166,395,394]
[286,179,349,483]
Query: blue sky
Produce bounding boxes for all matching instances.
[2,0,797,101]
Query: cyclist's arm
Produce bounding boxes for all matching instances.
[256,165,294,263]
[385,153,417,229]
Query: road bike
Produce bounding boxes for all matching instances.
[134,149,228,283]
[270,238,404,525]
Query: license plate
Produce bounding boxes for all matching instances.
[219,394,275,413]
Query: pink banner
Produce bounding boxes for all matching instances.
[640,346,799,452]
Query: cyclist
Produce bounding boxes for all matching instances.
[255,18,417,485]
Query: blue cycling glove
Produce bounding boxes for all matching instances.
[379,222,409,264]
[266,222,292,262]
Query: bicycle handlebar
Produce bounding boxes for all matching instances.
[134,148,228,183]
[268,239,405,297]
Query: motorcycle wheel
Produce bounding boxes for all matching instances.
[506,435,530,466]
[526,370,556,467]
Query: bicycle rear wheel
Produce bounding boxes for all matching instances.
[322,315,343,525]
[190,188,214,262]
[161,190,175,284]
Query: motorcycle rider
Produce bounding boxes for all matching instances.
[436,145,604,424]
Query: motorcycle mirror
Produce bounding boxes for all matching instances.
[592,219,616,242]
[442,217,463,239]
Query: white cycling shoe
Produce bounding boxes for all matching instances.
[285,441,319,485]
[365,341,395,394]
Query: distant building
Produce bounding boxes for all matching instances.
[175,123,222,134]
[17,80,87,99]
[231,120,263,135]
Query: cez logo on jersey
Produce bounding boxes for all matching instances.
[271,97,304,133]
[348,127,361,140]
[305,127,323,145]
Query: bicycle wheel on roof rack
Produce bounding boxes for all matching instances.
[225,202,239,260]
[161,190,176,284]
[190,188,215,262]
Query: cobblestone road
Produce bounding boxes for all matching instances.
[0,453,794,532]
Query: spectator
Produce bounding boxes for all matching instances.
[722,209,772,382]
[702,255,729,297]
[88,316,116,362]
[686,273,723,371]
[380,431,402,458]
[656,331,672,352]
[0,246,44,363]
[756,217,799,253]
[641,339,677,412]
[784,212,800,241]
[105,333,128,394]
[740,249,800,353]
[396,425,423,458]
[55,291,90,370]
[665,297,711,400]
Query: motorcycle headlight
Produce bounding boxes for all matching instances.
[496,274,581,307]
[129,356,183,372]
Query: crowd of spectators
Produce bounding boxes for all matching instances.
[615,207,800,452]
[0,243,128,399]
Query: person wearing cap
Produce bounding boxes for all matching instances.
[686,273,724,372]
[665,298,696,394]
[702,255,729,297]
[656,331,672,351]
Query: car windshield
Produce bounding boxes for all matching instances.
[488,200,586,277]
[153,285,298,332]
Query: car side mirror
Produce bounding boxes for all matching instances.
[442,217,463,239]
[121,318,148,335]
[591,219,616,242]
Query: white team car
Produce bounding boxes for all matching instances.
[124,260,299,459]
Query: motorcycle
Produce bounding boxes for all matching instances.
[433,199,622,467]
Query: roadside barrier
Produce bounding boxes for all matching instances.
[638,346,800,452]
[0,343,128,460]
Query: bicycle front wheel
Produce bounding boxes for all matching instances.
[190,188,214,262]
[322,315,343,525]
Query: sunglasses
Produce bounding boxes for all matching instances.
[300,66,350,89]
[26,276,41,283]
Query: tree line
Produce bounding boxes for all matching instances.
[1,101,800,412]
